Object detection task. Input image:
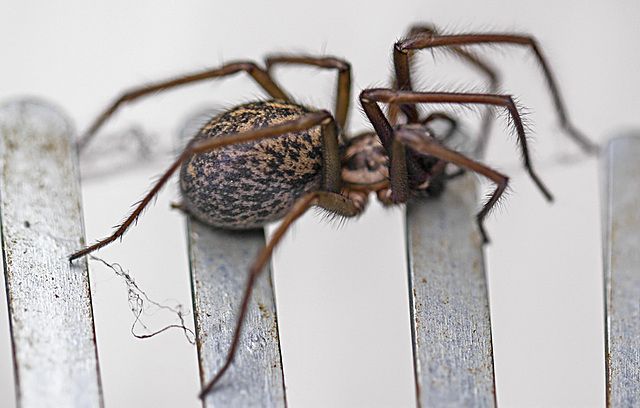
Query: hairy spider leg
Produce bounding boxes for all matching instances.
[78,55,353,152]
[391,24,500,152]
[360,88,549,241]
[265,55,351,131]
[77,61,290,151]
[395,127,508,242]
[393,30,598,154]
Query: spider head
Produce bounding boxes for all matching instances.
[340,131,389,193]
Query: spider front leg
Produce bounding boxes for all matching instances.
[391,24,499,150]
[393,28,598,154]
[360,88,550,241]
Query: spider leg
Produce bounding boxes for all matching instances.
[265,55,351,131]
[392,24,499,151]
[395,127,507,243]
[360,88,552,203]
[198,188,361,398]
[70,110,341,261]
[394,30,597,153]
[408,25,499,155]
[77,61,290,151]
[403,25,500,89]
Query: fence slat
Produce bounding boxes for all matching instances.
[602,133,640,407]
[178,109,286,407]
[0,100,103,407]
[187,218,286,407]
[406,173,496,408]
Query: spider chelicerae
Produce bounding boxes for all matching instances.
[70,24,596,398]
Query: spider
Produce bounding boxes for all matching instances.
[70,24,595,398]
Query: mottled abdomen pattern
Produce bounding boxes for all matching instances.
[180,100,325,229]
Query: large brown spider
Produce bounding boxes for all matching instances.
[70,24,595,398]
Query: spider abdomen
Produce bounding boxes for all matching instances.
[180,100,325,229]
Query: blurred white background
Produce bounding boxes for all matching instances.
[1,0,639,407]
